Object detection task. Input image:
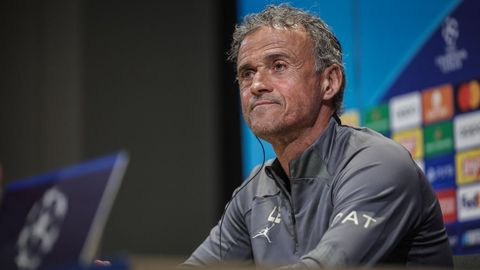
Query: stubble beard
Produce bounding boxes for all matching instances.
[246,111,309,146]
[244,100,325,148]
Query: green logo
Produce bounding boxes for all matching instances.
[424,121,453,157]
[363,103,389,133]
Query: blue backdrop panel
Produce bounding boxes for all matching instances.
[238,0,480,255]
[238,0,459,176]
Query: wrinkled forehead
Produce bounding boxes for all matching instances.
[237,26,312,64]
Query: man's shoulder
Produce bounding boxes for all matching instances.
[332,125,422,186]
[337,125,410,163]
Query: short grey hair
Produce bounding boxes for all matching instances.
[228,4,346,114]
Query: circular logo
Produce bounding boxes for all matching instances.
[457,80,480,112]
[15,188,68,270]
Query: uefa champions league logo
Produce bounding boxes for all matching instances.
[15,188,68,270]
[435,16,468,73]
[441,16,459,51]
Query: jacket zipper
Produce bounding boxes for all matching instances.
[270,175,299,253]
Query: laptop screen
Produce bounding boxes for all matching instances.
[0,152,128,270]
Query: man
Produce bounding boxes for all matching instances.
[183,4,453,268]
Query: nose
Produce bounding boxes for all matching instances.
[250,70,272,96]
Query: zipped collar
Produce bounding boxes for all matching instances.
[288,116,339,179]
[263,115,339,183]
[265,159,291,193]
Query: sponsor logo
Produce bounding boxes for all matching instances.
[340,109,360,127]
[392,128,423,159]
[449,235,458,248]
[462,228,480,247]
[454,111,480,151]
[456,80,480,113]
[252,206,281,244]
[424,121,453,157]
[425,155,455,189]
[331,211,377,229]
[363,103,389,133]
[390,92,422,131]
[422,84,454,124]
[457,184,480,221]
[456,148,480,185]
[436,189,457,224]
[435,16,468,73]
[445,224,458,249]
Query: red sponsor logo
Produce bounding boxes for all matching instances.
[457,80,480,112]
[436,189,457,224]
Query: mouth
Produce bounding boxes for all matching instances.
[251,99,278,110]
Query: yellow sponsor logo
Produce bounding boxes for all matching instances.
[456,148,480,185]
[392,128,423,159]
[340,110,360,127]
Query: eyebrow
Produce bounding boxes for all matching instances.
[237,63,252,75]
[264,52,290,62]
[237,52,291,73]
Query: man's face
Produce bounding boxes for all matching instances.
[237,26,325,141]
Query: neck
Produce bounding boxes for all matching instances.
[271,108,334,177]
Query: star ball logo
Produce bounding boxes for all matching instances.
[435,16,468,73]
[15,188,68,270]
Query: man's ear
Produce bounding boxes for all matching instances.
[320,64,343,101]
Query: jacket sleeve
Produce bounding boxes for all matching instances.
[181,187,253,267]
[289,144,440,268]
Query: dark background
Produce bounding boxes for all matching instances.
[0,0,241,257]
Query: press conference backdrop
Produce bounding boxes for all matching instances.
[238,0,480,255]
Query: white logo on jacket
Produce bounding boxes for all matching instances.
[332,211,377,228]
[252,206,281,243]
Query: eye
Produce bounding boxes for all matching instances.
[240,69,255,80]
[273,61,287,72]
